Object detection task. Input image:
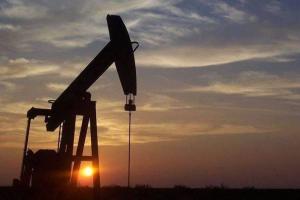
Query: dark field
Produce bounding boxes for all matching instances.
[0,186,300,200]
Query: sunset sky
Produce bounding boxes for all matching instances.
[1,0,300,188]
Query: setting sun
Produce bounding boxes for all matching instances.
[82,166,93,177]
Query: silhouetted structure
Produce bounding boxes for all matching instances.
[14,15,138,199]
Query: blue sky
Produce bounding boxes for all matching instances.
[0,0,300,187]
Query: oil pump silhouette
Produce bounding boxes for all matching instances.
[16,15,138,194]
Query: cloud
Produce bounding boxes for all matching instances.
[46,83,68,92]
[130,1,300,68]
[0,23,19,31]
[0,81,16,91]
[265,1,281,14]
[0,58,59,80]
[0,0,300,149]
[0,0,177,50]
[212,1,256,23]
[8,57,30,65]
[184,71,300,100]
[137,41,300,67]
[0,65,299,148]
[157,3,216,23]
[139,93,192,111]
[0,101,30,114]
[0,0,299,69]
[0,0,47,19]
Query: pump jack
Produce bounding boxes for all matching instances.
[15,15,138,197]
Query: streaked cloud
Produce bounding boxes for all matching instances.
[184,71,300,99]
[1,0,299,69]
[211,1,256,23]
[265,1,281,14]
[46,82,68,92]
[0,23,19,31]
[0,57,59,80]
[0,0,47,19]
[137,43,300,67]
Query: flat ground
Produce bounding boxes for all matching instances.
[0,186,300,200]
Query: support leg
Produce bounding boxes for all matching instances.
[90,102,100,198]
[65,115,76,157]
[20,118,31,186]
[71,115,89,185]
[59,115,76,184]
[59,122,68,154]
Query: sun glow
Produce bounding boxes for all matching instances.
[82,166,93,177]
